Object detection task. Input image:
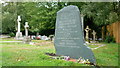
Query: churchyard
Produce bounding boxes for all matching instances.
[1,1,119,67]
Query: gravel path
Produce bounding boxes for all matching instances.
[91,44,106,50]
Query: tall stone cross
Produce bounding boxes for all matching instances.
[23,22,31,44]
[24,22,29,37]
[17,16,21,32]
[92,30,96,41]
[15,16,22,40]
[85,26,91,40]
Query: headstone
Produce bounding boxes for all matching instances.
[54,5,96,63]
[52,37,54,42]
[89,38,92,40]
[81,14,84,32]
[85,26,91,40]
[92,30,96,41]
[98,38,102,41]
[41,35,48,40]
[23,22,31,44]
[15,16,23,40]
[31,35,36,39]
[25,22,29,37]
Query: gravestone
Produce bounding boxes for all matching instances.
[31,35,36,39]
[54,5,96,63]
[23,22,31,44]
[92,30,96,41]
[41,35,49,40]
[25,22,29,37]
[85,26,91,40]
[15,16,23,40]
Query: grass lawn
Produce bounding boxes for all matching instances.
[1,38,118,66]
[88,44,100,48]
[93,43,118,66]
[0,38,18,41]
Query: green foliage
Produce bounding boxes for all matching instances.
[2,2,119,35]
[108,12,119,23]
[105,35,115,43]
[81,2,120,26]
[9,32,15,37]
[2,2,17,34]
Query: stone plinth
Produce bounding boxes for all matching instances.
[23,36,31,44]
[15,32,23,40]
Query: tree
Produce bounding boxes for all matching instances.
[81,2,120,26]
[2,2,17,34]
[2,2,119,36]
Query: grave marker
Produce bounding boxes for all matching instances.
[23,22,31,43]
[54,5,96,63]
[92,30,96,41]
[85,26,91,40]
[15,16,23,40]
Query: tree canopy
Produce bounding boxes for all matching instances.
[1,2,120,36]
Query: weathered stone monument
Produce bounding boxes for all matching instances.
[85,26,91,40]
[25,22,29,37]
[92,30,96,41]
[54,5,96,63]
[23,22,31,44]
[15,16,23,40]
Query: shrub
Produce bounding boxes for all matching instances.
[105,35,115,43]
[9,32,15,37]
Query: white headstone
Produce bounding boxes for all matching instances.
[24,22,29,37]
[41,35,48,40]
[81,14,84,32]
[15,16,23,40]
[31,35,35,39]
[92,30,96,41]
[23,22,31,44]
[17,16,21,32]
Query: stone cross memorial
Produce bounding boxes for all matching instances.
[54,5,96,63]
[92,30,96,41]
[23,22,31,44]
[15,16,23,40]
[85,26,91,40]
[25,22,29,37]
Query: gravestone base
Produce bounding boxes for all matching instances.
[23,36,31,44]
[90,41,98,43]
[15,32,23,40]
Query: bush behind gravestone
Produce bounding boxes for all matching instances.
[105,35,115,43]
[9,32,15,37]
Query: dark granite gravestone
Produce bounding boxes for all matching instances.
[54,5,96,63]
